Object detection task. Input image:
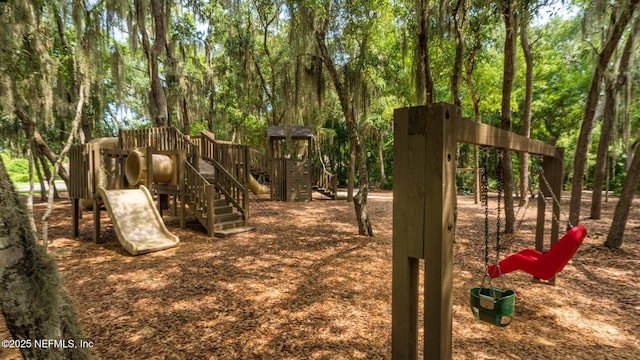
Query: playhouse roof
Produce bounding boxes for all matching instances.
[267,126,314,140]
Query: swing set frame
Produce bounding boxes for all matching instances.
[392,103,564,359]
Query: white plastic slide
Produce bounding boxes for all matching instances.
[98,186,179,255]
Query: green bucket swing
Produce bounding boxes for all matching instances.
[470,149,516,327]
[470,271,516,327]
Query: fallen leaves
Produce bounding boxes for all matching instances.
[11,192,635,359]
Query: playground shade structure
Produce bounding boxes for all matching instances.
[98,186,180,255]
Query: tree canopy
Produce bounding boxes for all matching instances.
[1,0,640,245]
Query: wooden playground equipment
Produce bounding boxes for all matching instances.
[392,103,586,359]
[267,125,337,201]
[248,126,338,201]
[69,126,339,254]
[69,127,255,254]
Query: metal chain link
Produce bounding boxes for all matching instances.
[495,150,504,262]
[538,158,573,229]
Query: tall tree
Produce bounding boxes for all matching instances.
[300,0,375,236]
[451,0,467,107]
[0,156,89,360]
[499,0,517,233]
[605,140,640,248]
[590,18,638,219]
[416,0,436,104]
[518,2,534,205]
[569,0,640,225]
[135,0,170,127]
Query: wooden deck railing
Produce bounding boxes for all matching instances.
[119,127,199,164]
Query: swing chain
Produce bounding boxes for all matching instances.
[538,158,573,229]
[496,150,504,262]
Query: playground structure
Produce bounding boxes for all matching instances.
[69,128,255,255]
[266,125,337,201]
[392,103,584,359]
[246,125,338,201]
[69,126,339,254]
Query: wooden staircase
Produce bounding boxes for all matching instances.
[183,131,254,238]
[313,166,338,199]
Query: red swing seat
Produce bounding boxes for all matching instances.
[487,224,587,280]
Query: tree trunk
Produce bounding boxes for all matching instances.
[314,24,373,236]
[465,42,482,204]
[500,0,517,234]
[623,72,632,172]
[136,0,169,127]
[15,109,70,189]
[605,142,640,248]
[590,77,616,219]
[416,0,435,104]
[33,144,47,201]
[38,149,60,200]
[591,18,637,218]
[519,7,533,207]
[0,156,89,360]
[451,0,466,107]
[569,0,640,225]
[181,97,190,135]
[377,134,386,186]
[347,144,355,201]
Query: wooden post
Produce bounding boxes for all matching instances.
[206,184,215,237]
[90,144,102,243]
[393,103,560,359]
[536,148,564,284]
[72,198,80,238]
[393,104,457,359]
[392,106,421,359]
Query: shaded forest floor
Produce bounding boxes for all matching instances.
[5,191,639,359]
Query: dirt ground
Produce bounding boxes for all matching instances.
[3,190,639,359]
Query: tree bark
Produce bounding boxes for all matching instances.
[0,156,89,360]
[569,0,640,225]
[590,77,616,219]
[136,0,169,127]
[500,0,517,234]
[14,109,70,189]
[591,18,637,219]
[451,0,466,107]
[416,0,435,104]
[314,18,373,236]
[377,134,386,186]
[465,42,482,204]
[519,7,533,206]
[605,141,640,249]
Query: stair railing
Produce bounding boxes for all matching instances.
[185,161,216,235]
[315,166,338,197]
[200,131,249,225]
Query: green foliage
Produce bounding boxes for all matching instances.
[1,153,29,183]
[1,0,639,200]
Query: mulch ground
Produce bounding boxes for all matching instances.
[5,191,640,359]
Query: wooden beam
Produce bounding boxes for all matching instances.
[403,103,556,156]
